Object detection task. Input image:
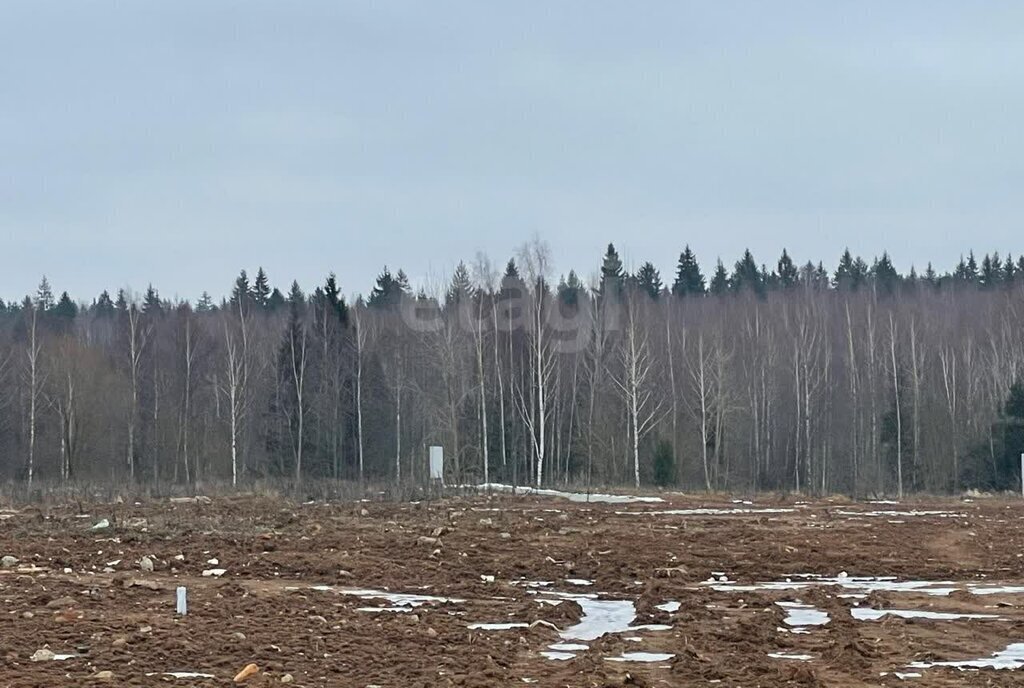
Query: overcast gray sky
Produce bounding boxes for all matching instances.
[2,1,1022,302]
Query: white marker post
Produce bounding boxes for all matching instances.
[176,586,187,616]
[429,446,444,485]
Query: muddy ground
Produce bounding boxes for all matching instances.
[3,489,1024,687]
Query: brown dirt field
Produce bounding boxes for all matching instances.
[3,490,1024,687]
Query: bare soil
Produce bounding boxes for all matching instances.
[3,490,1024,686]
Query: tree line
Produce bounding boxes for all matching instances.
[2,241,1024,496]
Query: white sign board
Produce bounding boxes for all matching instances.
[429,446,444,482]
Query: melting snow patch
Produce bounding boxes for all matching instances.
[836,510,966,518]
[852,608,1002,621]
[706,573,1024,598]
[148,673,217,680]
[617,508,795,516]
[312,586,464,607]
[606,652,674,663]
[656,601,681,613]
[908,643,1024,670]
[778,602,829,629]
[541,651,576,661]
[475,484,663,504]
[769,652,814,661]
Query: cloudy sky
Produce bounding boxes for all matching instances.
[2,1,1022,302]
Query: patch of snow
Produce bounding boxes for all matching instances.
[475,483,663,504]
[908,643,1024,670]
[313,585,464,607]
[606,652,674,663]
[852,608,1002,621]
[617,508,795,516]
[778,601,829,629]
[769,652,814,661]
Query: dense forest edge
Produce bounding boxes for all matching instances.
[3,241,1024,498]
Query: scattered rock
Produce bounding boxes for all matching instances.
[111,637,128,649]
[139,557,154,573]
[46,596,78,609]
[426,627,438,638]
[417,536,440,546]
[280,675,294,684]
[232,632,247,641]
[90,519,110,531]
[22,611,34,619]
[202,568,227,578]
[359,508,370,517]
[233,663,259,683]
[499,532,511,540]
[207,558,219,566]
[30,648,55,662]
[1,555,18,568]
[93,670,115,681]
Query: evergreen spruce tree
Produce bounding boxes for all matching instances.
[369,267,409,308]
[196,292,214,313]
[979,253,1002,289]
[599,243,625,298]
[35,276,54,310]
[267,288,286,311]
[230,270,252,311]
[322,272,348,324]
[834,249,856,288]
[634,261,663,300]
[652,439,675,487]
[142,284,162,316]
[871,252,900,296]
[709,259,730,295]
[557,270,585,308]
[52,291,78,328]
[965,251,979,282]
[94,290,116,317]
[1004,255,1017,284]
[923,263,938,289]
[253,267,272,309]
[671,246,706,297]
[731,249,763,296]
[446,261,473,307]
[777,249,799,289]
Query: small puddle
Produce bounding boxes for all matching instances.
[778,601,829,632]
[472,589,672,663]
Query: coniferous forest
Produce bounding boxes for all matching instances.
[3,241,1024,496]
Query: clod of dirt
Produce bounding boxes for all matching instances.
[233,663,260,682]
[46,596,77,609]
